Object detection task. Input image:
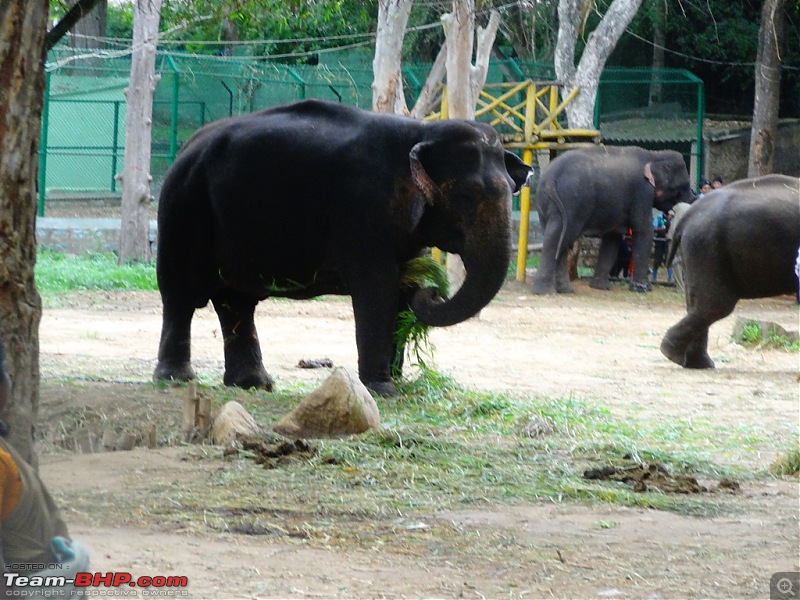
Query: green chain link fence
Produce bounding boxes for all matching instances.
[38,47,702,215]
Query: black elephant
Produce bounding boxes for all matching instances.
[531,146,693,294]
[153,99,531,396]
[661,174,800,369]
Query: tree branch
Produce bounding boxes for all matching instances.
[46,0,102,51]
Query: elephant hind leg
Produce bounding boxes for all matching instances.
[154,298,197,383]
[532,219,569,295]
[662,283,738,369]
[661,319,715,368]
[211,289,274,390]
[590,234,622,291]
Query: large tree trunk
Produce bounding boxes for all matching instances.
[68,0,106,73]
[410,42,447,119]
[118,0,163,264]
[442,3,500,291]
[0,0,49,467]
[748,0,786,178]
[372,0,412,114]
[555,0,642,129]
[648,0,666,106]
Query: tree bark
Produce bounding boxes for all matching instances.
[118,0,163,264]
[0,0,49,467]
[748,0,786,178]
[555,0,643,129]
[372,0,412,114]
[410,41,447,119]
[648,0,666,106]
[442,3,500,292]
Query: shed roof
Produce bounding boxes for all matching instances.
[599,118,752,144]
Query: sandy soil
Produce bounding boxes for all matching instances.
[35,281,799,599]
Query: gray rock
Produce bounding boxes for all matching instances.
[274,368,381,439]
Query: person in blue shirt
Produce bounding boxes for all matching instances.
[652,211,671,284]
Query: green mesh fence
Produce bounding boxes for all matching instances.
[39,47,701,213]
[596,67,704,186]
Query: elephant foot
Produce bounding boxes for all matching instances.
[629,280,651,293]
[153,361,196,384]
[683,351,715,370]
[223,366,275,391]
[589,278,612,291]
[660,337,716,369]
[532,278,556,295]
[363,379,398,397]
[555,280,576,294]
[660,337,685,366]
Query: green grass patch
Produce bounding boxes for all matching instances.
[220,368,757,518]
[36,249,157,297]
[734,319,800,351]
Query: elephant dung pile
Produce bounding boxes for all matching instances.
[583,460,740,495]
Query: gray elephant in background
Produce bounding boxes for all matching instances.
[532,146,694,294]
[661,174,800,369]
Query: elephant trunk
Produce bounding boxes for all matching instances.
[411,220,511,327]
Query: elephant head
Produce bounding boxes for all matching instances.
[644,150,694,213]
[405,121,531,327]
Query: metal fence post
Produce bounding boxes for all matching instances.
[111,100,121,192]
[38,70,51,217]
[167,55,180,163]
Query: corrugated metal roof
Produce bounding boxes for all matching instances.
[599,118,752,144]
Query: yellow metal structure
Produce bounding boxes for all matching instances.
[426,81,600,281]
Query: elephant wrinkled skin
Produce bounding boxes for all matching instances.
[153,99,531,396]
[532,146,693,294]
[660,174,800,369]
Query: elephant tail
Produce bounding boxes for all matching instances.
[543,174,569,259]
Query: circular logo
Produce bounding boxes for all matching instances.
[777,577,794,596]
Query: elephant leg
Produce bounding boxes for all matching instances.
[211,289,274,390]
[154,297,197,383]
[350,278,401,397]
[554,249,575,294]
[629,230,653,292]
[590,234,621,291]
[661,315,714,368]
[532,217,567,294]
[661,276,737,368]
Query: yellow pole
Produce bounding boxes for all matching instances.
[431,247,443,264]
[516,147,534,282]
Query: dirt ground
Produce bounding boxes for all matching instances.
[35,281,799,599]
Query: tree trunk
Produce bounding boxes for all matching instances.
[221,2,239,56]
[68,0,106,73]
[648,0,666,106]
[555,0,643,129]
[442,3,500,292]
[118,0,162,264]
[410,42,447,119]
[748,0,786,178]
[372,0,412,114]
[0,0,49,467]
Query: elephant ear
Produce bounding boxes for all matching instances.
[504,150,533,195]
[408,141,440,229]
[644,162,656,188]
[409,141,439,204]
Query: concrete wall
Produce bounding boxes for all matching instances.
[37,218,157,255]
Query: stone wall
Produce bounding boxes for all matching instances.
[706,119,800,183]
[37,218,158,255]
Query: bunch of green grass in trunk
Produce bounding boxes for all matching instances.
[393,256,449,376]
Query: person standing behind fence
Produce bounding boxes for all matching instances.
[652,211,670,283]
